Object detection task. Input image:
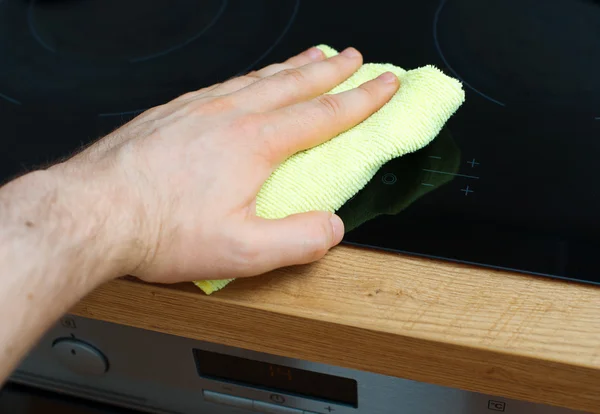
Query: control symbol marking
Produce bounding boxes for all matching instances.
[488,400,506,411]
[381,173,397,185]
[461,185,474,196]
[325,406,334,412]
[60,317,77,329]
[270,394,285,404]
[422,169,479,180]
[467,158,480,168]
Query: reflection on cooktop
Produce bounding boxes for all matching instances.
[337,128,461,233]
[434,0,600,116]
[0,0,299,115]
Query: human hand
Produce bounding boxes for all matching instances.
[51,46,400,284]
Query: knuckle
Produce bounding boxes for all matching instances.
[186,96,234,115]
[182,99,205,115]
[149,103,169,115]
[304,220,332,261]
[230,113,265,139]
[316,94,343,117]
[205,96,236,112]
[174,84,220,102]
[175,91,199,101]
[357,83,378,100]
[224,76,255,90]
[244,70,260,79]
[133,106,161,122]
[279,67,306,85]
[259,63,288,76]
[228,234,261,271]
[307,239,330,262]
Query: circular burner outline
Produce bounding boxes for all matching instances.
[26,0,229,63]
[433,0,506,107]
[27,0,54,53]
[99,0,300,117]
[0,0,300,113]
[232,0,300,77]
[0,91,21,105]
[434,0,599,120]
[130,0,228,63]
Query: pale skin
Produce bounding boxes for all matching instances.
[0,46,399,384]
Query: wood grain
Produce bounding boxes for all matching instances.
[71,245,600,413]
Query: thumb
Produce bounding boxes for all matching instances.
[241,211,344,275]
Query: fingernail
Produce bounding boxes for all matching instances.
[341,47,361,58]
[329,214,345,247]
[378,71,398,84]
[305,47,324,60]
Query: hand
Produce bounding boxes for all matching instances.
[51,46,400,284]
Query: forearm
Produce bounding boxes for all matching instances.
[0,168,124,384]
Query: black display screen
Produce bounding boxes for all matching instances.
[192,349,358,407]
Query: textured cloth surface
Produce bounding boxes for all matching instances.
[194,44,465,294]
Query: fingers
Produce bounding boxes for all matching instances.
[172,84,221,102]
[231,47,364,112]
[235,211,344,276]
[176,47,326,102]
[259,71,400,162]
[282,46,325,67]
[252,46,325,78]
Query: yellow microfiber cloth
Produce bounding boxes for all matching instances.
[194,44,465,294]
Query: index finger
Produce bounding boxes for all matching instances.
[257,71,400,163]
[231,47,364,113]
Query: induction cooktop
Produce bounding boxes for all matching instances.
[1,0,599,285]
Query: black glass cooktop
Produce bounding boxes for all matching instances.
[2,0,599,285]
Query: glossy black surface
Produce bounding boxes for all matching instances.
[1,0,599,284]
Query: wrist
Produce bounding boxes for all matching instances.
[1,165,140,289]
[47,161,148,283]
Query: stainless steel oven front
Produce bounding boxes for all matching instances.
[6,315,587,414]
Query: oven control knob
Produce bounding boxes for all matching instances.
[52,338,108,375]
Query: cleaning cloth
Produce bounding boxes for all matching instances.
[194,44,465,294]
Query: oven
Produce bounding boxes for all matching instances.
[4,315,587,413]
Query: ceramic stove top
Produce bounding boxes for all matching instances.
[1,0,599,285]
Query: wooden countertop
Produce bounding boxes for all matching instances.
[71,245,600,413]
